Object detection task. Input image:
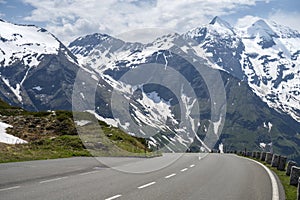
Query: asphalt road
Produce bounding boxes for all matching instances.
[0,153,284,200]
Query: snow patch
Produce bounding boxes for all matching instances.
[0,122,27,144]
[33,86,42,91]
[218,143,224,153]
[74,120,91,126]
[259,142,266,149]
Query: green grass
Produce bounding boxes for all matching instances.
[248,157,297,200]
[0,100,156,163]
[0,135,91,163]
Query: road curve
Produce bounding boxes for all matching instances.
[0,153,284,200]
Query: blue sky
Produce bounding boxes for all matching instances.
[0,0,299,43]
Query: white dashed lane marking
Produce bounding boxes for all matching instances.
[180,168,188,172]
[138,182,156,189]
[165,173,176,179]
[105,194,122,200]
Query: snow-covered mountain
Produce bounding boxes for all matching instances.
[0,17,299,160]
[238,19,300,123]
[185,16,300,123]
[0,19,79,110]
[69,16,300,158]
[69,16,300,124]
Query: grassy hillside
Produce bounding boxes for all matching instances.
[0,99,152,163]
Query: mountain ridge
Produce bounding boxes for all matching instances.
[0,17,299,162]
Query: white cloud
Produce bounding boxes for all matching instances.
[22,0,259,44]
[268,10,300,31]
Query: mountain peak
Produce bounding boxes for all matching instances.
[68,33,116,49]
[245,19,278,45]
[251,19,276,34]
[209,16,233,30]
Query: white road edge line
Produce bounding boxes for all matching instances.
[237,155,279,200]
[138,181,156,189]
[190,164,195,168]
[105,194,122,200]
[39,176,68,184]
[0,186,20,192]
[181,168,188,172]
[165,173,176,179]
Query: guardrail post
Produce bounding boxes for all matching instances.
[286,161,297,176]
[256,152,261,159]
[247,152,251,157]
[271,154,280,167]
[297,177,300,200]
[265,152,273,164]
[260,152,266,161]
[290,166,300,186]
[277,156,287,171]
[298,177,300,200]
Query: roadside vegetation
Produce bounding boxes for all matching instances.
[251,157,297,200]
[0,99,154,163]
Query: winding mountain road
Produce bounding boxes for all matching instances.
[0,153,284,200]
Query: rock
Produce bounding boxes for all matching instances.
[286,161,298,176]
[290,166,300,186]
[277,156,287,171]
[260,152,266,161]
[271,154,280,167]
